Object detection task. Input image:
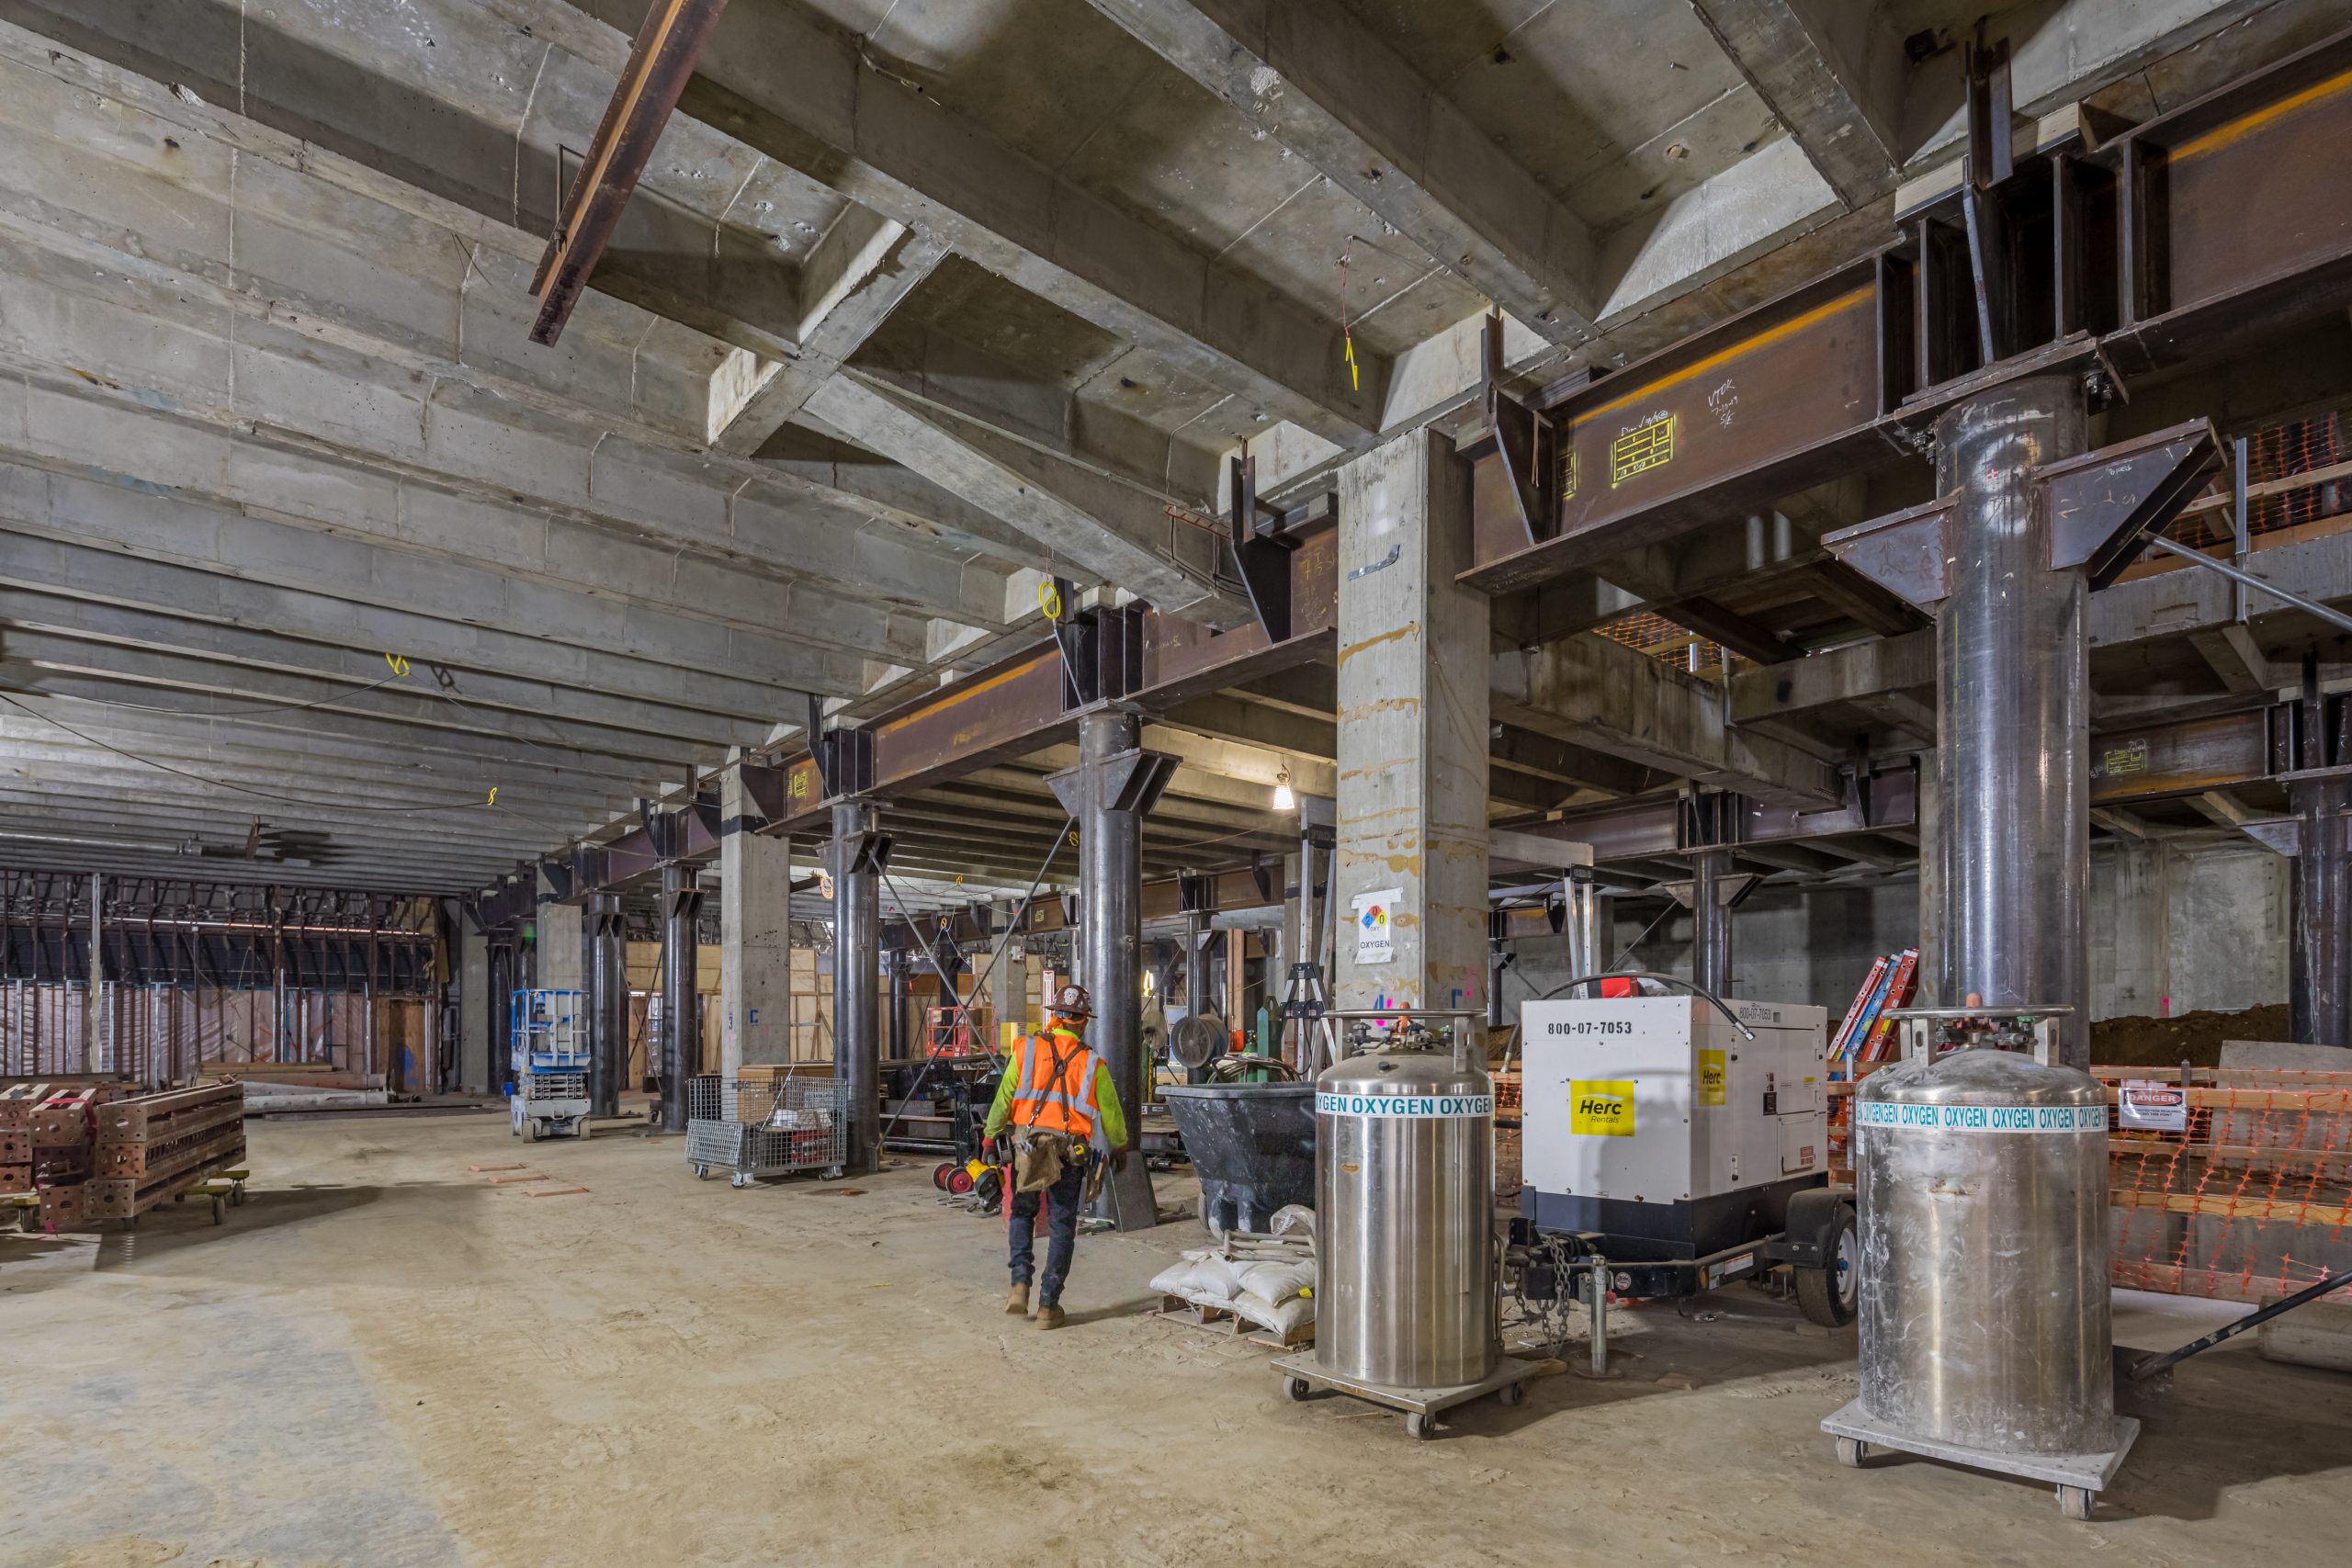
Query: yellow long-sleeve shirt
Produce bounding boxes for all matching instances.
[983,1027,1128,1146]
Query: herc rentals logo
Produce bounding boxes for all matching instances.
[1570,1080,1636,1137]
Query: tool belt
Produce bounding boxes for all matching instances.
[1011,1127,1084,1193]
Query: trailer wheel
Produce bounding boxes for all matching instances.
[1796,1204,1859,1327]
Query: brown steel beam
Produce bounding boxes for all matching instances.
[529,0,733,347]
[1463,27,2352,596]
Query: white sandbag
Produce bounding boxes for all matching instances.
[1270,1204,1316,1242]
[1227,1289,1315,1337]
[1148,1262,1195,1297]
[1237,1259,1314,1305]
[1177,1257,1247,1301]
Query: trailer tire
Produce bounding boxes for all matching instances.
[1796,1203,1859,1327]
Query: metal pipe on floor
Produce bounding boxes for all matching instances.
[832,800,881,1173]
[1935,374,2091,1066]
[659,861,702,1133]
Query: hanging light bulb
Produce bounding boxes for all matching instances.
[1272,769,1296,811]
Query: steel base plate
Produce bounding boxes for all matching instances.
[1272,1351,1544,1418]
[1822,1399,2142,1492]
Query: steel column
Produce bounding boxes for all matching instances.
[486,938,514,1092]
[832,801,881,1174]
[659,862,702,1132]
[1937,374,2091,1065]
[1079,710,1145,1145]
[1690,848,1733,997]
[2289,656,2352,1046]
[587,891,626,1115]
[1562,865,1603,998]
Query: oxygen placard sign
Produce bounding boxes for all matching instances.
[1351,886,1401,967]
[1570,1080,1636,1136]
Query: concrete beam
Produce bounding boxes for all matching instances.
[713,228,949,456]
[0,529,804,721]
[1730,629,1937,724]
[1083,0,1598,343]
[0,592,772,750]
[640,0,1385,445]
[1687,0,1906,207]
[2188,621,2278,695]
[1493,634,1841,806]
[804,376,1240,618]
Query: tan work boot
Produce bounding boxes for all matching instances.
[1036,1303,1067,1331]
[1004,1284,1030,1316]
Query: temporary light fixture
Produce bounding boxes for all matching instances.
[1272,769,1296,811]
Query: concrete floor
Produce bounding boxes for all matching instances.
[3,1113,2347,1568]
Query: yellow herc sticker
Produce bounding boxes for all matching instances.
[1699,1049,1727,1108]
[1570,1080,1636,1136]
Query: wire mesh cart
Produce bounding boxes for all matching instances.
[685,1074,850,1187]
[509,988,590,1142]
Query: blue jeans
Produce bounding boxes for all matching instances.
[1007,1156,1089,1308]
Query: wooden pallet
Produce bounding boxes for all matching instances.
[1154,1294,1315,1348]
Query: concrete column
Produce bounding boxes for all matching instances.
[1332,427,1489,1022]
[989,899,1023,1052]
[831,801,881,1173]
[721,766,793,1075]
[1691,848,1734,997]
[2105,840,2174,1020]
[537,900,583,992]
[459,920,489,1094]
[586,892,625,1115]
[1936,375,2090,1065]
[658,862,703,1132]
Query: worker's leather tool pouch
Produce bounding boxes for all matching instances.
[1012,1129,1077,1193]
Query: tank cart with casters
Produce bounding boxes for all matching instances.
[685,1073,850,1187]
[1821,1007,2137,1520]
[508,988,590,1141]
[1271,1008,1548,1439]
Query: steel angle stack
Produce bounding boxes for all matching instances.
[84,1080,247,1224]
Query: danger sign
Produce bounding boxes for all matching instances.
[1570,1079,1636,1137]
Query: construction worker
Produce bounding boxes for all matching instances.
[983,981,1128,1330]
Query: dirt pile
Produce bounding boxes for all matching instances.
[2090,1003,2294,1067]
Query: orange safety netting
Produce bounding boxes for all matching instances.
[2102,1066,2352,1303]
[2168,409,2351,550]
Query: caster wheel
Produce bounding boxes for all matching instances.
[1498,1381,1528,1407]
[210,1197,225,1225]
[1404,1412,1435,1441]
[1836,1437,1867,1468]
[693,1164,710,1180]
[730,1172,752,1190]
[1284,1377,1311,1403]
[231,1185,244,1207]
[2059,1485,2094,1520]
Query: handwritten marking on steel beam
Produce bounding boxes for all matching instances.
[1611,414,1678,487]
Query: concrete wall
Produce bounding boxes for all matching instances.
[1498,839,2290,1030]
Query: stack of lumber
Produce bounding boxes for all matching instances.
[83,1081,246,1222]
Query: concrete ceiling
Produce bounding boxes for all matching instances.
[0,0,2333,894]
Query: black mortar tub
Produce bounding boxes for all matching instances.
[1160,1082,1316,1236]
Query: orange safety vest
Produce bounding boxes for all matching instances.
[1011,1027,1100,1139]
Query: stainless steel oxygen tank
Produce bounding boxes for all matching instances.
[1315,1047,1497,1388]
[1855,1046,2115,1452]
